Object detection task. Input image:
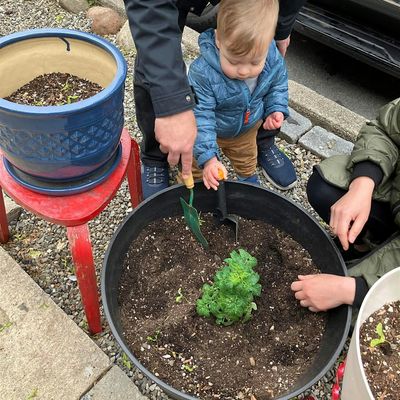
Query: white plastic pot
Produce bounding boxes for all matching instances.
[341,266,400,399]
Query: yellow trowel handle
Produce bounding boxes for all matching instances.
[218,169,226,181]
[182,173,194,189]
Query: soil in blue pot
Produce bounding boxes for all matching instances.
[4,72,103,106]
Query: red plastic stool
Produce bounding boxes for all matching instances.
[0,128,142,334]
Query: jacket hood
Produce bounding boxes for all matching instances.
[198,29,222,73]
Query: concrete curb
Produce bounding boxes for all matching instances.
[288,80,365,143]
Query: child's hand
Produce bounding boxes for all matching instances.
[203,158,227,190]
[263,112,284,130]
[291,274,356,312]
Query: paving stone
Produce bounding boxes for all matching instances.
[0,247,110,400]
[280,107,312,143]
[81,366,148,400]
[299,126,354,159]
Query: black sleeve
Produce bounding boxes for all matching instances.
[275,0,307,40]
[124,0,196,117]
[353,276,369,308]
[350,161,384,187]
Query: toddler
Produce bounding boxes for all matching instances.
[188,0,297,190]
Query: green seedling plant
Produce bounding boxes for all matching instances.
[370,322,387,348]
[175,287,184,303]
[182,364,196,372]
[67,95,79,104]
[121,352,132,370]
[55,14,64,24]
[147,329,161,343]
[61,81,72,92]
[196,249,261,326]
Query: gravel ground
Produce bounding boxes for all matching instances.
[0,1,348,399]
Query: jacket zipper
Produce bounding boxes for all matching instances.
[244,108,250,124]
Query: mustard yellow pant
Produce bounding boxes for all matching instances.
[192,122,261,180]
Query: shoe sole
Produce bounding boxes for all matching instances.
[261,169,297,191]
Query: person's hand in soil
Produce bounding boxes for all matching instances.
[263,112,284,130]
[330,176,375,251]
[203,157,228,190]
[291,274,356,312]
[156,110,197,179]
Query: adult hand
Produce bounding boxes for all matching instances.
[155,110,197,179]
[263,112,284,130]
[330,176,375,250]
[276,35,291,57]
[291,274,356,312]
[203,157,227,191]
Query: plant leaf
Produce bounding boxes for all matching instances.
[370,322,386,348]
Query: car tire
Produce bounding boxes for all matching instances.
[186,4,218,33]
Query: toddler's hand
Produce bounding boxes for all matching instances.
[203,158,227,190]
[264,112,284,130]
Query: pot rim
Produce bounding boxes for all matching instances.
[101,182,352,400]
[0,28,127,115]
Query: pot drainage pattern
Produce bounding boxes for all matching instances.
[0,109,124,160]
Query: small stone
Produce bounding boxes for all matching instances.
[249,357,256,367]
[87,6,124,35]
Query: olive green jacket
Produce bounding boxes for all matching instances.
[317,97,400,288]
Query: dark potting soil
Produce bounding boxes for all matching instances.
[119,214,327,400]
[4,72,103,106]
[360,300,400,400]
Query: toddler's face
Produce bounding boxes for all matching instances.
[217,39,268,81]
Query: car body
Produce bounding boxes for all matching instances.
[186,0,400,78]
[295,0,400,78]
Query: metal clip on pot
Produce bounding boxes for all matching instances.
[214,171,239,242]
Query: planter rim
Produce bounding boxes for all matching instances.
[0,28,127,115]
[101,181,352,400]
[354,265,400,398]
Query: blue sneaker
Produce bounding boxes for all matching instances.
[258,144,297,190]
[237,174,260,185]
[141,164,169,199]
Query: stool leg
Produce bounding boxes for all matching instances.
[67,224,102,335]
[127,138,143,207]
[0,187,9,243]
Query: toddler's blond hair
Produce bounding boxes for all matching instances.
[217,0,279,57]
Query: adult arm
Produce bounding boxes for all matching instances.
[276,0,307,40]
[275,0,307,56]
[124,0,197,176]
[331,98,400,249]
[125,0,196,116]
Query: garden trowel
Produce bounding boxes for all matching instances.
[180,173,209,248]
[214,171,239,242]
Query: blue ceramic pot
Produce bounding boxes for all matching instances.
[0,29,127,183]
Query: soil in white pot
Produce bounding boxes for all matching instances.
[118,214,327,399]
[360,300,400,400]
[4,72,103,106]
